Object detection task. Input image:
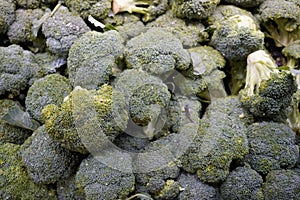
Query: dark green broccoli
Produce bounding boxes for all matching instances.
[0,143,57,199]
[147,10,209,48]
[68,30,124,90]
[177,173,218,200]
[112,0,169,22]
[239,50,297,120]
[125,28,191,75]
[179,97,250,183]
[220,165,264,200]
[244,122,299,175]
[210,14,265,61]
[56,173,86,200]
[172,0,221,20]
[263,169,300,200]
[0,45,40,97]
[26,74,72,123]
[65,0,111,19]
[0,0,15,35]
[258,0,300,47]
[223,0,266,8]
[75,155,135,200]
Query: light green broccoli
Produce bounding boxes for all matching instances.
[0,0,16,35]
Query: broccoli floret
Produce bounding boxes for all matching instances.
[26,74,72,123]
[56,173,86,200]
[41,5,90,57]
[75,155,135,200]
[287,90,300,134]
[147,10,209,48]
[179,97,250,183]
[258,0,300,47]
[125,28,191,75]
[263,169,300,200]
[220,165,264,200]
[68,30,124,90]
[244,122,299,175]
[172,0,221,20]
[21,125,80,184]
[34,52,67,75]
[15,0,40,9]
[0,142,57,199]
[0,45,40,97]
[223,0,266,8]
[177,173,218,200]
[65,0,111,19]
[210,14,265,61]
[0,0,15,35]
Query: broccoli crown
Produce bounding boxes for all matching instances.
[223,0,266,8]
[21,126,80,184]
[258,0,300,47]
[68,30,124,89]
[245,122,299,174]
[0,142,57,199]
[172,0,221,20]
[263,169,300,200]
[0,0,15,35]
[125,28,191,75]
[0,45,40,97]
[25,74,72,123]
[220,166,264,200]
[42,6,90,56]
[75,155,135,200]
[240,71,297,120]
[177,173,218,200]
[180,96,250,183]
[210,14,265,61]
[65,0,111,19]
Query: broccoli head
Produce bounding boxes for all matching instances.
[210,14,265,61]
[244,122,299,175]
[263,169,300,200]
[125,28,191,75]
[172,0,221,20]
[220,166,264,200]
[258,0,300,47]
[0,0,15,35]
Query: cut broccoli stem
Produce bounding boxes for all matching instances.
[112,0,150,14]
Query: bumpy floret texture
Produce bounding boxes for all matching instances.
[0,0,15,35]
[172,0,221,20]
[26,74,71,123]
[0,45,40,97]
[223,0,266,8]
[220,166,264,200]
[56,174,86,200]
[125,28,191,75]
[15,0,40,9]
[68,30,124,89]
[42,6,90,56]
[65,0,111,19]
[263,169,300,200]
[244,122,299,174]
[0,143,57,199]
[75,155,135,200]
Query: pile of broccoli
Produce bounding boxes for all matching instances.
[1,0,300,199]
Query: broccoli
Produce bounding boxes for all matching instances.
[287,90,300,134]
[34,52,67,75]
[25,74,72,123]
[220,165,264,200]
[210,14,265,61]
[263,169,300,200]
[147,10,209,48]
[240,50,297,120]
[171,0,221,20]
[15,0,40,9]
[125,28,191,75]
[0,142,57,199]
[75,155,135,200]
[258,0,300,47]
[177,173,218,200]
[244,122,299,175]
[179,97,250,183]
[41,5,90,57]
[68,30,124,90]
[21,125,80,184]
[56,173,86,200]
[223,0,266,8]
[0,0,15,35]
[65,0,111,20]
[0,44,40,97]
